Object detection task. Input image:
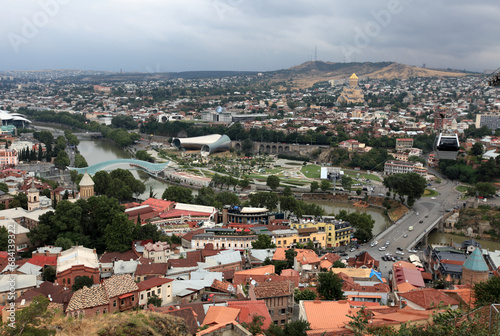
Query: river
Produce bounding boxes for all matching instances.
[77,139,171,200]
[310,200,392,236]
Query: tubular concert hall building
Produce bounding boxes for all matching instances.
[172,134,231,156]
[0,110,31,128]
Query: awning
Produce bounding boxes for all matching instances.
[118,293,134,299]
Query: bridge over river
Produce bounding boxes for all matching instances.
[69,159,170,176]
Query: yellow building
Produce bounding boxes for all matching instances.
[273,228,327,249]
[290,217,353,248]
[337,73,365,105]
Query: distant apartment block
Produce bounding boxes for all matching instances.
[0,148,18,168]
[384,160,427,176]
[475,114,500,131]
[395,138,414,152]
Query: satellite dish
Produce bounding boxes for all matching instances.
[250,280,256,286]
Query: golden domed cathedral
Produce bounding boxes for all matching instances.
[337,73,365,104]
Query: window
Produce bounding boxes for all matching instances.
[157,288,161,294]
[113,300,117,307]
[96,310,99,315]
[121,299,124,305]
[141,294,144,300]
[273,321,278,325]
[280,308,286,315]
[281,319,286,324]
[132,295,134,302]
[67,278,70,285]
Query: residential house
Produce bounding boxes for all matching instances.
[137,277,174,308]
[347,251,380,270]
[66,274,139,317]
[399,288,459,310]
[143,241,171,263]
[250,280,294,326]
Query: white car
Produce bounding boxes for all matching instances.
[379,246,387,251]
[431,197,436,200]
[396,251,405,255]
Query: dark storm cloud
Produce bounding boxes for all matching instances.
[0,0,498,72]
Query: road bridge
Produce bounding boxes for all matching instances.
[69,159,170,176]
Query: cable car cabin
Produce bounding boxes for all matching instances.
[435,133,460,160]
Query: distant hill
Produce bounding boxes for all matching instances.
[267,61,470,88]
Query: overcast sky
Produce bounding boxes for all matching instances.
[1,0,499,72]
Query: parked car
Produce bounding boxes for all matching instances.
[350,248,356,252]
[419,220,424,223]
[431,197,436,200]
[425,215,429,218]
[403,234,408,238]
[396,251,405,256]
[340,252,348,257]
[409,226,414,231]
[379,246,387,251]
[385,241,390,245]
[397,247,403,251]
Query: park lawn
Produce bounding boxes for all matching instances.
[343,169,382,182]
[422,189,439,197]
[301,164,321,178]
[456,185,473,193]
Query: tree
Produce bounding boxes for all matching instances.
[320,180,331,192]
[242,314,265,335]
[54,150,70,169]
[54,237,74,250]
[471,142,483,156]
[285,248,297,269]
[162,185,193,203]
[282,186,293,197]
[309,181,319,193]
[104,213,135,252]
[2,295,52,336]
[475,182,496,197]
[294,288,317,302]
[317,270,344,300]
[0,182,9,193]
[341,175,353,191]
[383,172,427,205]
[332,260,346,268]
[42,266,56,282]
[473,276,500,307]
[147,294,162,307]
[266,175,280,190]
[10,192,28,210]
[72,275,94,291]
[0,226,7,251]
[252,234,276,249]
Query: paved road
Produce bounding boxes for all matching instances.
[347,176,466,279]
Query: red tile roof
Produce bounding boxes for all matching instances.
[228,300,272,330]
[27,255,57,267]
[137,277,173,291]
[399,288,460,310]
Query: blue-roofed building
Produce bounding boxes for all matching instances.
[462,248,489,286]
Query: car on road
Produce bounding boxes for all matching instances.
[340,252,348,256]
[409,226,414,231]
[419,220,424,223]
[378,193,384,196]
[350,248,356,252]
[396,251,405,255]
[379,246,386,251]
[385,252,392,256]
[403,234,408,238]
[385,241,390,245]
[407,249,417,253]
[397,247,403,251]
[431,197,436,200]
[382,256,387,261]
[416,212,419,216]
[425,215,429,218]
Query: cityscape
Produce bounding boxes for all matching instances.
[1,1,500,336]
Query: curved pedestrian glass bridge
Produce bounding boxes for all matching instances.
[69,159,170,176]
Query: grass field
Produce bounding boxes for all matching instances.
[343,169,382,182]
[422,189,439,197]
[456,185,472,193]
[301,164,321,178]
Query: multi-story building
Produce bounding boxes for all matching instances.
[395,138,414,152]
[142,241,171,263]
[0,148,18,168]
[190,230,257,250]
[384,160,427,176]
[273,228,326,249]
[290,216,352,248]
[476,114,500,131]
[251,280,294,326]
[137,277,173,308]
[56,246,100,287]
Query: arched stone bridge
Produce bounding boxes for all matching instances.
[69,159,170,176]
[231,141,329,155]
